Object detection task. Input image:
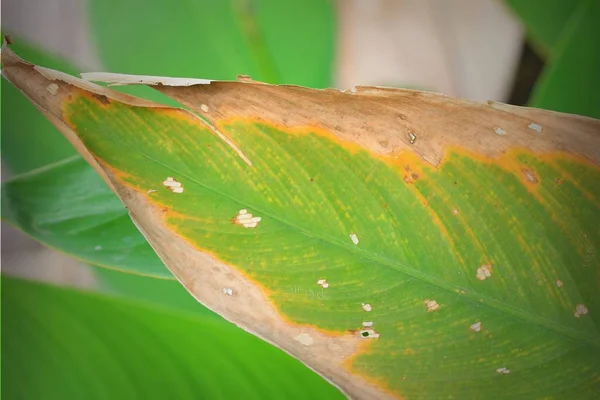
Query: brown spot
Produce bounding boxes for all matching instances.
[161,206,169,214]
[521,168,539,184]
[411,172,419,180]
[555,178,563,185]
[5,35,13,45]
[92,93,111,105]
[310,178,314,182]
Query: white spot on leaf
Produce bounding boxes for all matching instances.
[476,264,492,280]
[362,321,373,327]
[496,367,510,374]
[574,304,588,318]
[470,322,482,332]
[556,280,563,288]
[425,299,440,312]
[200,104,209,113]
[528,122,542,133]
[317,279,329,289]
[294,332,314,346]
[46,83,59,95]
[94,245,102,251]
[147,189,157,194]
[233,209,262,228]
[222,288,233,296]
[162,176,184,193]
[362,303,372,312]
[494,127,506,135]
[350,233,359,245]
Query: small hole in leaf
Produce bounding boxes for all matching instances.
[361,331,370,337]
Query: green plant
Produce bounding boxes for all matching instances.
[2,1,599,399]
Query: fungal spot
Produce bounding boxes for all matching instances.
[408,131,417,144]
[424,299,440,312]
[556,280,563,288]
[200,104,209,113]
[521,168,539,184]
[470,322,482,332]
[528,122,542,133]
[574,304,588,318]
[359,329,380,339]
[362,303,372,312]
[94,245,102,251]
[496,367,510,374]
[362,321,373,327]
[92,93,111,105]
[317,279,329,289]
[162,176,184,193]
[222,288,233,296]
[476,264,493,281]
[493,127,506,135]
[294,332,314,346]
[233,209,262,228]
[46,83,59,95]
[350,233,359,245]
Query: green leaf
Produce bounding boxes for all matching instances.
[95,265,215,316]
[504,0,581,55]
[1,40,78,174]
[4,46,600,399]
[88,0,335,88]
[1,156,169,278]
[529,0,600,119]
[2,276,344,399]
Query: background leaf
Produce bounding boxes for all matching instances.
[2,276,344,399]
[87,0,335,88]
[528,0,600,119]
[504,0,580,55]
[2,157,169,278]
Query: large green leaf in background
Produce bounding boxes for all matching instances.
[88,0,335,88]
[528,0,600,119]
[504,0,581,55]
[2,276,344,399]
[2,156,168,278]
[505,0,600,119]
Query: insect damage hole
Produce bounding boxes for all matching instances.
[528,122,542,133]
[233,209,262,228]
[362,303,372,312]
[496,367,510,375]
[350,233,359,245]
[359,329,379,339]
[222,288,233,296]
[493,127,506,135]
[162,176,184,193]
[46,83,59,95]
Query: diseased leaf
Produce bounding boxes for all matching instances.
[2,276,344,399]
[3,45,600,399]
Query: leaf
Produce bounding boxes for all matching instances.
[504,0,581,56]
[87,0,335,87]
[2,156,169,278]
[1,40,78,173]
[2,276,344,399]
[529,0,600,119]
[3,45,600,399]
